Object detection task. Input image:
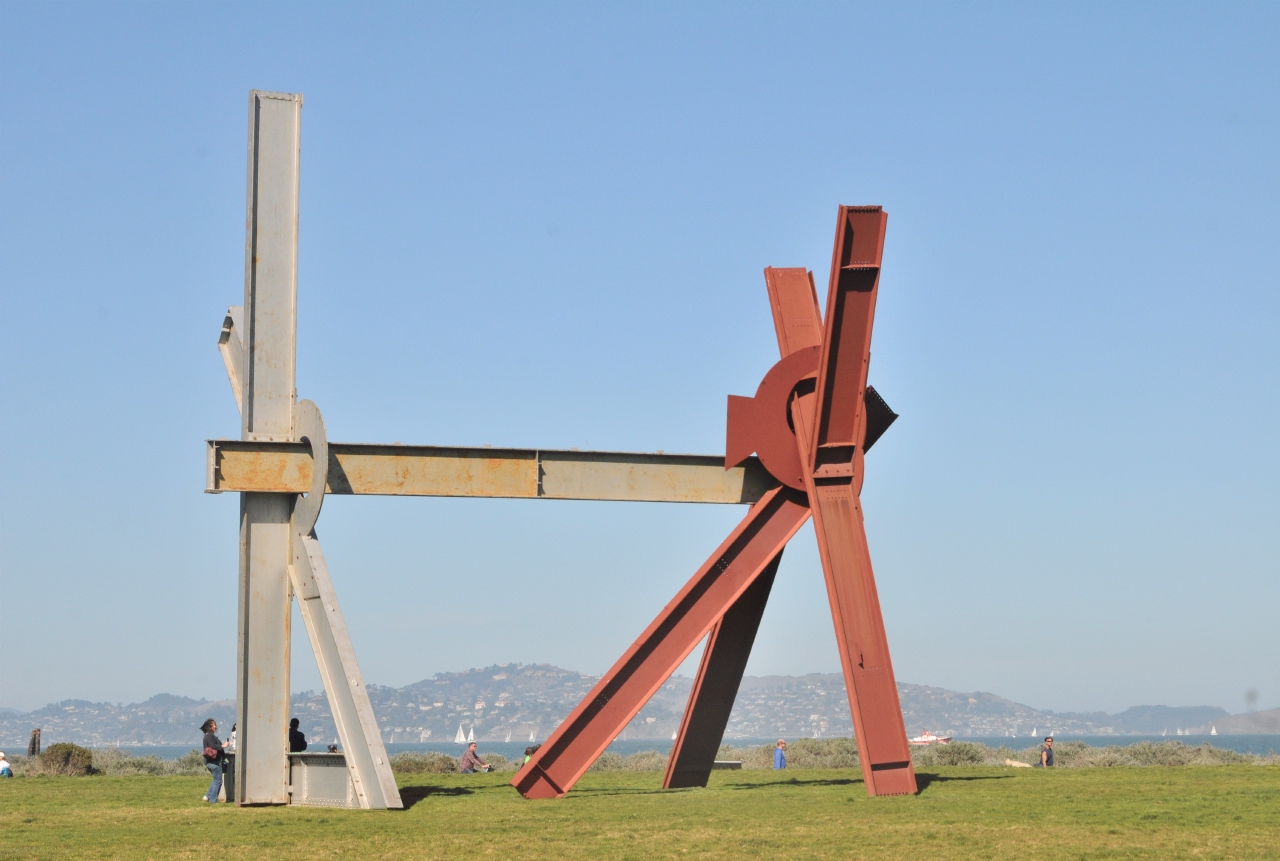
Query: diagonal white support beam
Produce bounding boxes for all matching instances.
[218,306,246,414]
[290,533,402,809]
[288,399,400,808]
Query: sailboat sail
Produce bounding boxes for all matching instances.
[454,724,466,744]
[467,725,476,743]
[529,729,536,742]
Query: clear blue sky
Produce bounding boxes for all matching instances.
[2,2,1277,718]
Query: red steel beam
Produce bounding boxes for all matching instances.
[511,485,811,799]
[800,206,915,796]
[661,551,781,789]
[660,266,826,790]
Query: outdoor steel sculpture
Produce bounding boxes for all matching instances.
[512,209,917,799]
[208,90,915,807]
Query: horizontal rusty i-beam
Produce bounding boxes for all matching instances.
[205,440,777,504]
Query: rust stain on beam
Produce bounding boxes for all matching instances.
[207,441,776,504]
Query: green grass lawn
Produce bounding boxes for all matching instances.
[2,766,1278,860]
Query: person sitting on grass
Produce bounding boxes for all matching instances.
[774,739,787,769]
[0,751,12,777]
[459,742,490,774]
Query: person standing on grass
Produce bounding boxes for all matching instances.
[459,742,490,774]
[774,739,787,769]
[1039,736,1055,767]
[200,719,229,802]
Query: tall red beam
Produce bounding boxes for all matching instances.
[801,206,916,796]
[513,206,914,799]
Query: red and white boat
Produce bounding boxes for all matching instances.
[909,730,952,746]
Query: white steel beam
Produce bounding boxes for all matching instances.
[287,400,401,809]
[218,306,246,414]
[206,440,777,504]
[290,534,402,809]
[235,89,302,805]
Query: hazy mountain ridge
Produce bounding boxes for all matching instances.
[2,664,1263,747]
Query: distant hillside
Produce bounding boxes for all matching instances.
[2,665,1260,747]
[0,694,235,748]
[1204,708,1280,734]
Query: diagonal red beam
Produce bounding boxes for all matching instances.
[511,485,811,799]
[660,267,826,789]
[662,551,781,788]
[799,206,916,796]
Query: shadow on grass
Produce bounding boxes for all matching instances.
[915,772,1014,794]
[719,773,1016,795]
[721,777,863,790]
[398,785,475,810]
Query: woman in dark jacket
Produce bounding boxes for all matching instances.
[200,719,228,803]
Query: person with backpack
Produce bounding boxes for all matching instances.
[200,719,229,802]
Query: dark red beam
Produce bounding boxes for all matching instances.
[511,486,811,798]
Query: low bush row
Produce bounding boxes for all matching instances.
[6,744,207,777]
[3,738,1273,778]
[387,752,517,774]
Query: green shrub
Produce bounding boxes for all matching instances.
[586,750,669,773]
[483,754,517,773]
[389,752,458,774]
[718,737,860,770]
[911,740,988,767]
[89,748,206,776]
[38,743,95,776]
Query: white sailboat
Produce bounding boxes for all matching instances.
[529,729,536,742]
[1161,728,1167,737]
[505,729,512,743]
[454,724,466,744]
[671,730,677,740]
[1211,725,1218,736]
[467,725,476,743]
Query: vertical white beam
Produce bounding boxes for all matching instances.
[242,91,299,443]
[235,89,302,805]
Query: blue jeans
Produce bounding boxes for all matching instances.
[205,761,223,802]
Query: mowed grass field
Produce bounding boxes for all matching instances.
[2,766,1278,860]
